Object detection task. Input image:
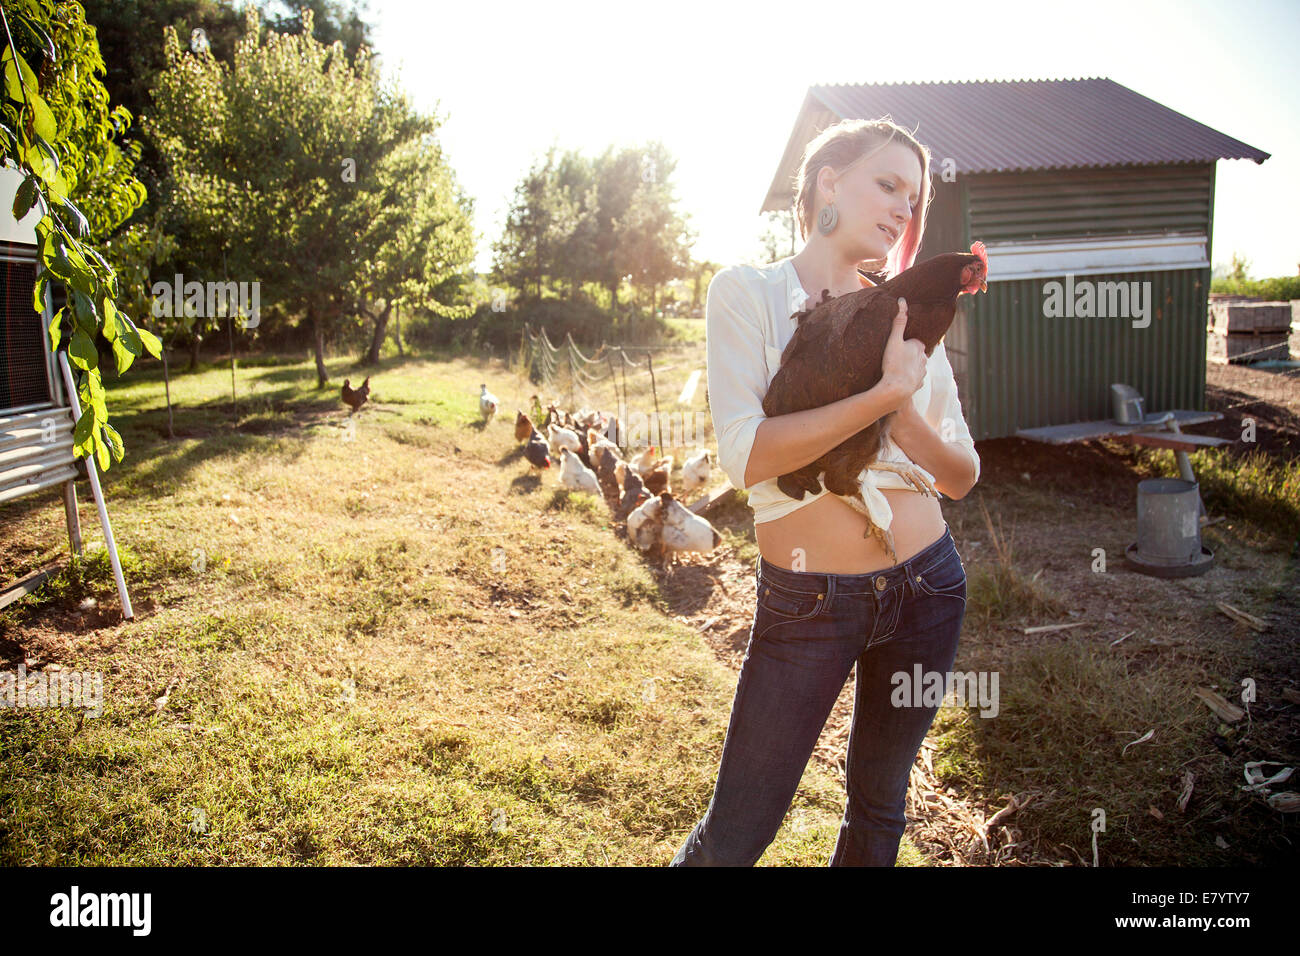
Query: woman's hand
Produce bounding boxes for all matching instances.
[878,298,927,411]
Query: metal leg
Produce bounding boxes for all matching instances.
[57,352,134,621]
[61,478,83,555]
[1164,418,1207,520]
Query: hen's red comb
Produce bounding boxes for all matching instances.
[970,240,988,272]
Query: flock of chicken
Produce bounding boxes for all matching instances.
[483,385,724,565]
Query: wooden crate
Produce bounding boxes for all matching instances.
[1207,329,1292,364]
[1207,301,1293,334]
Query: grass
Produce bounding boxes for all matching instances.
[2,338,1295,866]
[0,341,848,866]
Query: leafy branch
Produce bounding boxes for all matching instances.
[1,0,161,471]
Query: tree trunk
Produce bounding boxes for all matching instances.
[188,333,201,371]
[394,303,404,357]
[311,307,328,388]
[161,347,175,440]
[364,301,394,366]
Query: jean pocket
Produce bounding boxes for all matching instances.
[754,579,826,639]
[913,548,966,599]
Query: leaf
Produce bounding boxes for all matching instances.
[136,323,163,359]
[12,176,37,219]
[68,329,98,371]
[2,47,38,102]
[101,297,119,341]
[32,271,47,313]
[59,197,88,237]
[71,290,98,335]
[102,422,125,462]
[93,428,109,471]
[27,89,57,142]
[72,405,95,458]
[84,367,107,420]
[47,308,63,351]
[112,330,141,375]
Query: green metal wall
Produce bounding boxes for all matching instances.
[950,162,1216,439]
[966,164,1213,240]
[962,267,1211,440]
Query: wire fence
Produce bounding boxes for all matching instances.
[514,323,711,453]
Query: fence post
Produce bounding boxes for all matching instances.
[646,353,661,450]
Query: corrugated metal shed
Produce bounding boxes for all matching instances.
[763,78,1269,211]
[761,78,1270,441]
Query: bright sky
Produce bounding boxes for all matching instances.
[370,0,1299,280]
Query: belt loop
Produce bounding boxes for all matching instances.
[823,573,835,610]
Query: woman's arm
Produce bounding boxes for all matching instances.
[743,385,905,488]
[888,342,980,499]
[888,401,978,499]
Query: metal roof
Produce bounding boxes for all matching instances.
[763,78,1269,212]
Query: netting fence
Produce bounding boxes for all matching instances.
[513,323,708,453]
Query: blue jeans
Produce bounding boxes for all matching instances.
[670,522,967,866]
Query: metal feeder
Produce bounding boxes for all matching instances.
[1125,477,1214,578]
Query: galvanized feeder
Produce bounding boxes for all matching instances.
[1125,477,1214,577]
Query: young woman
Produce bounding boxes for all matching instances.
[671,118,981,866]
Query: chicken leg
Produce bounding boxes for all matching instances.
[866,459,940,497]
[864,519,898,564]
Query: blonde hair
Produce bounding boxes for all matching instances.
[792,117,933,278]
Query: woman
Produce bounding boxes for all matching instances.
[671,118,981,866]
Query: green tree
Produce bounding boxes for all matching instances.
[148,6,465,387]
[492,141,695,314]
[350,127,477,366]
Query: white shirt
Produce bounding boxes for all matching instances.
[705,255,980,527]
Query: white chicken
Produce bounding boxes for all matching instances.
[558,447,601,496]
[479,384,498,422]
[630,444,659,478]
[586,428,623,470]
[625,493,666,552]
[661,492,722,556]
[680,448,713,498]
[547,423,581,456]
[626,491,722,561]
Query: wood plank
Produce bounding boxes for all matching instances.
[1122,432,1233,452]
[1015,409,1224,445]
[688,482,737,514]
[0,563,62,611]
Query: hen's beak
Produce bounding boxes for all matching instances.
[979,280,987,293]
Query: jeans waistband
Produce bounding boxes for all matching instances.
[756,522,958,597]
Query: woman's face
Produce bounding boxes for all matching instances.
[819,140,923,261]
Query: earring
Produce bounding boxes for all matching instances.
[817,202,838,236]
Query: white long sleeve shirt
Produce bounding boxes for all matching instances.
[705,255,980,527]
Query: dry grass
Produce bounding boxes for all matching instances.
[2,340,1295,866]
[1,344,850,865]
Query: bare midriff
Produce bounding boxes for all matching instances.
[755,488,946,573]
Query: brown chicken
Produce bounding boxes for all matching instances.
[761,242,989,558]
[341,376,370,415]
[515,410,535,443]
[641,455,673,496]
